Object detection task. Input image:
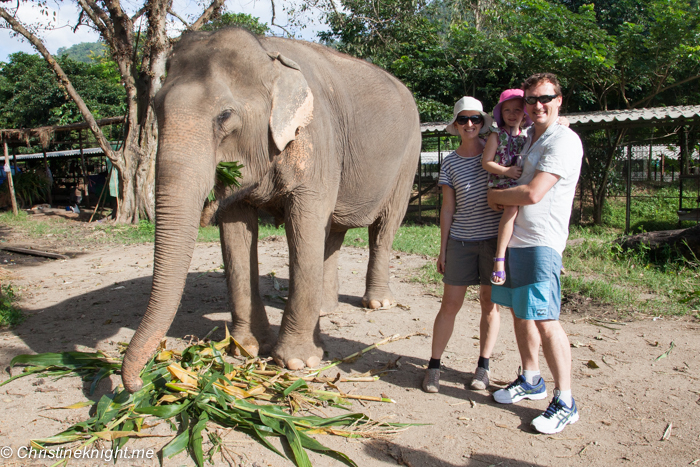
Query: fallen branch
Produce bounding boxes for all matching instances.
[0,245,68,260]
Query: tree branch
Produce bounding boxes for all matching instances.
[76,0,114,46]
[269,0,293,37]
[0,6,121,171]
[131,5,148,22]
[190,0,225,31]
[167,8,189,29]
[631,74,700,108]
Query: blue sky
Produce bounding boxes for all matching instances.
[1,0,324,63]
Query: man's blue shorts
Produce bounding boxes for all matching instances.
[491,246,562,320]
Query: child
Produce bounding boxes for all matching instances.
[482,89,530,285]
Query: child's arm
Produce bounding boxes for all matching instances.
[482,132,522,179]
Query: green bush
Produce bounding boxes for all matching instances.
[0,284,24,327]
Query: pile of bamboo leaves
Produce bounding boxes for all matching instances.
[0,329,412,466]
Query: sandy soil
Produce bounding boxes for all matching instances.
[1,213,699,466]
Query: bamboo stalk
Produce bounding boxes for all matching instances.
[342,394,395,403]
[307,334,401,377]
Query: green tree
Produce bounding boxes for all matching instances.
[0,52,125,129]
[1,0,226,223]
[202,12,270,35]
[57,42,110,63]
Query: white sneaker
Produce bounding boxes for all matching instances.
[493,374,547,404]
[531,392,579,434]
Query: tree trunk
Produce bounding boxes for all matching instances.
[618,224,700,260]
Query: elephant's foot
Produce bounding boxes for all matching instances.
[230,326,274,357]
[272,339,323,370]
[362,290,395,310]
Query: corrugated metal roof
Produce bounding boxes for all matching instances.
[12,147,105,161]
[421,105,700,133]
[566,105,700,125]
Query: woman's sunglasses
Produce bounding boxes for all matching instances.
[455,115,484,125]
[524,94,559,105]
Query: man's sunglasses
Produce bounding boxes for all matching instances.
[524,94,559,105]
[455,115,484,125]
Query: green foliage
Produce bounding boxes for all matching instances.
[208,161,244,202]
[0,284,24,327]
[2,336,410,466]
[0,52,125,129]
[202,12,270,35]
[57,42,110,63]
[0,169,51,207]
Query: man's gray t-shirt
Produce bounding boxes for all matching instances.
[510,123,583,255]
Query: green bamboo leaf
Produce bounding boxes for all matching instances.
[283,378,308,397]
[89,366,112,396]
[295,430,358,467]
[135,401,191,419]
[162,429,190,459]
[252,425,286,459]
[258,411,285,435]
[282,419,312,467]
[191,411,209,467]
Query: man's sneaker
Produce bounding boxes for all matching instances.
[422,368,440,393]
[470,366,490,390]
[531,393,579,434]
[493,374,547,404]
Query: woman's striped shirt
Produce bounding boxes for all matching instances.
[438,151,501,241]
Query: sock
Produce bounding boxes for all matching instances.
[478,356,489,371]
[523,369,541,385]
[428,358,441,369]
[557,389,573,407]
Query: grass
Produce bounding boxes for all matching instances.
[0,284,24,327]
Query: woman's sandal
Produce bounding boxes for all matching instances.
[491,257,506,286]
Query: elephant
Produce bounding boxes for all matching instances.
[121,28,421,393]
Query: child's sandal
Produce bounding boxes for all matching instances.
[491,257,506,286]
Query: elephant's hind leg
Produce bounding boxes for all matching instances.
[219,202,274,356]
[321,230,347,316]
[363,177,413,309]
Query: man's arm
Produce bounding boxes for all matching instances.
[488,170,561,208]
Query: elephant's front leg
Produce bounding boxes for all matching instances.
[219,202,273,356]
[272,204,329,370]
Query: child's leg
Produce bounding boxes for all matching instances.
[492,205,519,284]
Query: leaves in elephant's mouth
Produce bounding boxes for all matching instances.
[208,161,244,201]
[2,327,413,467]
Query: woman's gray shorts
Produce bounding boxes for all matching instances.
[442,237,497,287]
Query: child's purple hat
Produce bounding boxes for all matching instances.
[493,89,533,128]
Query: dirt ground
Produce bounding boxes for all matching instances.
[1,212,699,466]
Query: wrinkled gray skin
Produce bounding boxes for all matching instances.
[121,28,420,392]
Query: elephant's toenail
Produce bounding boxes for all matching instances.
[306,356,320,368]
[287,358,305,370]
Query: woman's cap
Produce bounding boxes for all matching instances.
[446,96,493,135]
[493,89,533,128]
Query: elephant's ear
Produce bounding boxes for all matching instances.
[268,52,314,152]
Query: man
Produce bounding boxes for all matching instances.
[488,72,583,434]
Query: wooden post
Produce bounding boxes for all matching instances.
[79,130,91,208]
[3,140,18,215]
[42,148,53,206]
[625,144,632,235]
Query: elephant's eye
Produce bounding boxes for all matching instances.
[217,109,233,127]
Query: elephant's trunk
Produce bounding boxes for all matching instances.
[122,142,215,393]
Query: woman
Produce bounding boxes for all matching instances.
[423,96,503,393]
